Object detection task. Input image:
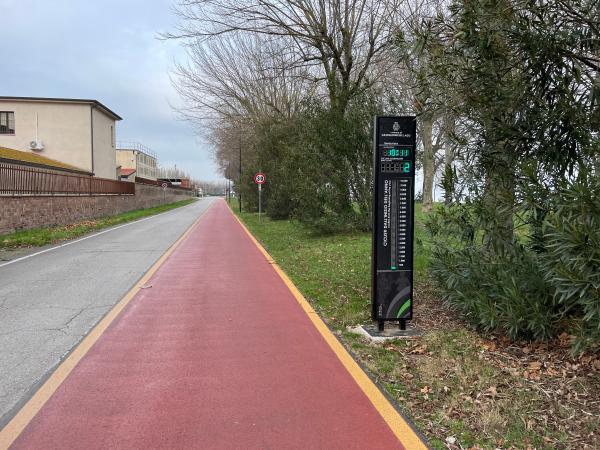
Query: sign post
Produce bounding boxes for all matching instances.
[372,116,417,332]
[254,172,266,223]
[161,182,168,203]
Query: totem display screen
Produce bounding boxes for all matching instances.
[372,116,416,329]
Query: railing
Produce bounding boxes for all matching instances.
[116,141,158,160]
[0,162,135,196]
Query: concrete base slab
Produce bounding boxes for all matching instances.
[348,324,421,343]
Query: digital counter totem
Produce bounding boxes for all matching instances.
[372,116,416,331]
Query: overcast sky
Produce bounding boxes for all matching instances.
[0,0,222,181]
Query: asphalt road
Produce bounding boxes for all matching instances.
[0,197,215,427]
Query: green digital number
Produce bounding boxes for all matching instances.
[402,162,411,173]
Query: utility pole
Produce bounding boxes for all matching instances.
[226,164,230,202]
[239,133,242,213]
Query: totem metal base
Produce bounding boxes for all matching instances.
[348,323,421,343]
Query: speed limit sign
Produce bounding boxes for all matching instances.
[254,173,266,184]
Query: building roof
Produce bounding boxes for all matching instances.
[121,168,136,176]
[0,96,123,121]
[0,146,91,174]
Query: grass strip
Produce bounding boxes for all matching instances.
[228,199,593,450]
[1,198,197,249]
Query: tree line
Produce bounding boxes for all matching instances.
[167,0,599,351]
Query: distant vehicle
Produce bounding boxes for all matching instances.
[157,178,182,186]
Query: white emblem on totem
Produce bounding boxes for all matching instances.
[393,122,400,132]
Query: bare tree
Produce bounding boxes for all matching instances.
[193,179,228,195]
[158,165,191,178]
[172,33,315,177]
[173,34,314,123]
[387,0,455,211]
[167,0,461,210]
[166,0,403,113]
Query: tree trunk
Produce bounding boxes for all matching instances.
[421,114,435,212]
[482,140,516,255]
[443,116,455,205]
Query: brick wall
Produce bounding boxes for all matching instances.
[0,184,194,234]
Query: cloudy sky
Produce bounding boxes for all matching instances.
[1,0,222,181]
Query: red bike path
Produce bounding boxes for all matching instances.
[4,200,426,449]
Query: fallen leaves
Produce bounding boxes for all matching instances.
[481,340,497,352]
[523,361,543,380]
[411,344,428,355]
[558,332,575,348]
[522,369,541,380]
[350,284,600,449]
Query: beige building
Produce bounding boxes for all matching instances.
[0,96,122,179]
[116,142,158,181]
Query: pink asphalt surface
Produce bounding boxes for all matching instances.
[13,200,405,450]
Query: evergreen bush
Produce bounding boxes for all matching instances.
[428,172,600,352]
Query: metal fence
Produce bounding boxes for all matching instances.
[0,162,135,196]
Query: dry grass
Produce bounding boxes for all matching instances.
[346,285,600,449]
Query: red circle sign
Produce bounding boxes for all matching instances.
[254,173,266,184]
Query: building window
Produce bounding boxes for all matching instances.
[0,112,15,134]
[110,125,115,147]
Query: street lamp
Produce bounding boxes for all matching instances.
[228,166,232,203]
[225,162,230,202]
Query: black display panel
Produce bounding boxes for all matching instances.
[372,116,416,329]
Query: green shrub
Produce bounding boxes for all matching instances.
[542,174,600,353]
[427,173,600,352]
[240,94,379,233]
[428,202,557,340]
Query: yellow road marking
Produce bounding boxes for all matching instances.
[0,203,213,449]
[229,207,428,450]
